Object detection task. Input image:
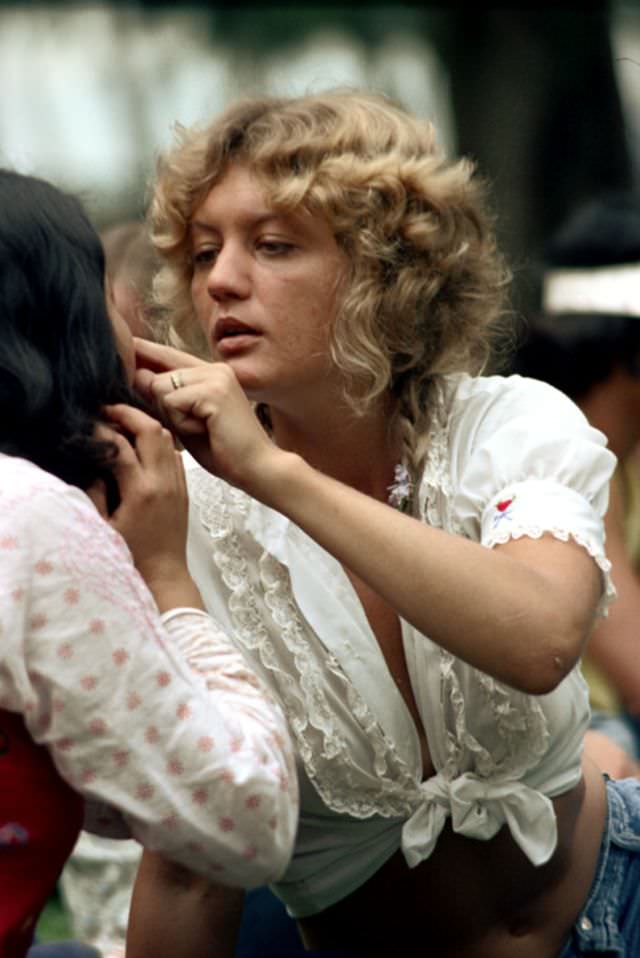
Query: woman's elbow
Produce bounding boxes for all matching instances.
[519,623,588,696]
[521,655,576,696]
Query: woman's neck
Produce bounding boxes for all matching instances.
[268,398,401,501]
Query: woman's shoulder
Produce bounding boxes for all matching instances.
[1,453,96,512]
[440,372,603,461]
[0,453,117,551]
[419,373,614,521]
[445,372,590,425]
[0,452,61,491]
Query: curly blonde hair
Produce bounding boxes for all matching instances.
[149,88,511,476]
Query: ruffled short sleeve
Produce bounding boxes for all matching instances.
[451,375,616,613]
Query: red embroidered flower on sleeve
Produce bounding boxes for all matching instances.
[492,494,516,527]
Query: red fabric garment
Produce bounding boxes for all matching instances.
[0,708,83,958]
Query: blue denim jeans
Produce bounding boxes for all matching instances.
[27,944,101,958]
[589,710,640,761]
[559,776,640,956]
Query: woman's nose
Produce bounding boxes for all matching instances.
[206,244,250,301]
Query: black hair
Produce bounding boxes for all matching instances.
[512,192,640,400]
[0,169,140,492]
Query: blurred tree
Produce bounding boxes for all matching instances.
[426,1,634,315]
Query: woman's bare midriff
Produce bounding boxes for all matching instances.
[298,758,607,958]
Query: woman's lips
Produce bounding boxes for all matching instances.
[214,317,260,341]
[214,317,261,355]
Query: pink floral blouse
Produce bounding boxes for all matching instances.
[0,454,298,888]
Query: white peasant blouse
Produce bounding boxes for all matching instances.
[185,373,616,917]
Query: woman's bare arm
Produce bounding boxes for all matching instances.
[127,850,245,958]
[133,341,603,696]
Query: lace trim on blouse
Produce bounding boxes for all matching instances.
[191,474,421,821]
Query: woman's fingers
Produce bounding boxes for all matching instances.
[103,402,170,438]
[138,368,209,437]
[99,405,190,573]
[134,365,203,432]
[155,367,233,431]
[134,366,156,397]
[94,418,139,471]
[103,404,178,469]
[134,337,207,373]
[130,363,265,480]
[146,367,189,405]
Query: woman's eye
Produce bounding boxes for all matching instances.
[192,247,218,267]
[257,240,294,256]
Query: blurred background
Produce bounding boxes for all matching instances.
[1,0,639,313]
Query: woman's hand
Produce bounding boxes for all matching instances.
[134,338,281,497]
[96,404,195,604]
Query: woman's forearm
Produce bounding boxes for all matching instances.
[252,451,601,694]
[127,850,245,958]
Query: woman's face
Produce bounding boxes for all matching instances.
[107,284,136,383]
[189,163,348,410]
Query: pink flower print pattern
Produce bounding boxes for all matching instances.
[136,783,155,801]
[492,494,516,528]
[0,456,297,886]
[113,750,129,768]
[145,726,160,745]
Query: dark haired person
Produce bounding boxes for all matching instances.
[513,192,640,779]
[0,169,297,958]
[58,217,160,958]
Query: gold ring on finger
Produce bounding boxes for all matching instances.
[170,371,182,390]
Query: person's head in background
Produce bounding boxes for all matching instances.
[100,219,159,340]
[512,192,640,461]
[148,88,511,475]
[0,169,139,493]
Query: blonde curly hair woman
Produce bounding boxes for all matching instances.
[132,90,636,958]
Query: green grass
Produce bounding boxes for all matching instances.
[36,889,73,942]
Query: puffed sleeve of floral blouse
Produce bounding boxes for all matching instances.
[450,374,616,612]
[0,459,297,887]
